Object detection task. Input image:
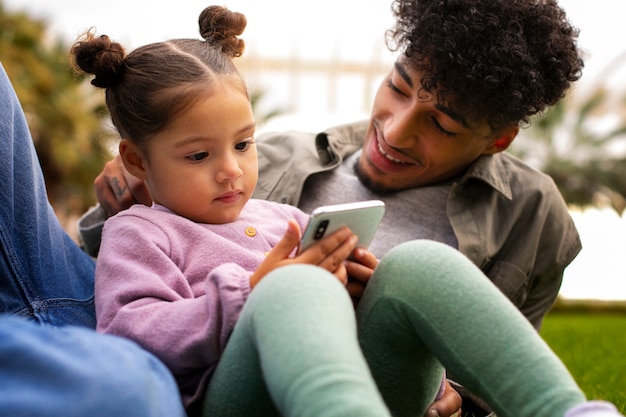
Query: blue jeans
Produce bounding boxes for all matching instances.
[0,315,185,417]
[0,62,184,416]
[0,62,95,327]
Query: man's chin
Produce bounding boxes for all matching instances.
[353,159,400,195]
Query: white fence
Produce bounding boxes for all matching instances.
[237,49,394,124]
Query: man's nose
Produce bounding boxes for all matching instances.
[383,108,419,149]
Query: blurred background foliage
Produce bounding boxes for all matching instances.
[2,2,626,221]
[1,2,114,220]
[512,57,626,214]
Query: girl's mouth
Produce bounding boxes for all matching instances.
[215,191,242,204]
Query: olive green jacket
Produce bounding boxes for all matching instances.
[252,120,582,330]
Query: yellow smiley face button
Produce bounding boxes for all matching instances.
[245,226,256,237]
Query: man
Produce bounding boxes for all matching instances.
[81,0,584,415]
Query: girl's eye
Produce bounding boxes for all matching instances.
[186,151,209,162]
[235,139,255,151]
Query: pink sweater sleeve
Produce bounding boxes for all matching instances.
[95,212,250,377]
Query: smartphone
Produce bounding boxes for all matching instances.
[298,200,385,255]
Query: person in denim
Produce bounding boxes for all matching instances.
[0,62,185,417]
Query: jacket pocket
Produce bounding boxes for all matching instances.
[484,261,529,307]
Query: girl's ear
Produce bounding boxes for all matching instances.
[119,139,148,179]
[482,125,519,155]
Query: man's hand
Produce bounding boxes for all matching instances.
[344,247,378,307]
[424,379,462,417]
[95,155,152,217]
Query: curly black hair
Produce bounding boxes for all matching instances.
[386,0,584,131]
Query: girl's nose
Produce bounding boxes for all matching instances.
[216,154,243,182]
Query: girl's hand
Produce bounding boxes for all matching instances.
[249,219,357,288]
[344,247,379,307]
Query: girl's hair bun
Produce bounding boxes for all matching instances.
[198,5,246,58]
[71,32,126,88]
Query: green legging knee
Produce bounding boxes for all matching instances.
[359,239,585,417]
[203,240,586,417]
[203,264,391,417]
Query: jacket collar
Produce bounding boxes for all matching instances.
[316,120,369,165]
[462,154,513,200]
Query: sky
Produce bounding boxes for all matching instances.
[4,1,395,61]
[4,0,626,300]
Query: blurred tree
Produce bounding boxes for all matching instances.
[0,2,115,220]
[249,87,285,125]
[511,56,626,214]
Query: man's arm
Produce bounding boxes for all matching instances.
[78,155,151,256]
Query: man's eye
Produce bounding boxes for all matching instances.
[386,80,406,96]
[186,151,209,161]
[431,117,455,137]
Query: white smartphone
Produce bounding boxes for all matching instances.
[298,200,385,255]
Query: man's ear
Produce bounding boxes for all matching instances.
[119,139,147,179]
[482,125,519,155]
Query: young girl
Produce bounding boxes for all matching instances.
[71,5,622,417]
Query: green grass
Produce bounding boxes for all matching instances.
[540,311,626,413]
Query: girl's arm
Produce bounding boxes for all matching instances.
[95,216,248,375]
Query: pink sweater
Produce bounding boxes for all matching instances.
[95,199,309,407]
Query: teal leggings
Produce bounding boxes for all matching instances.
[203,240,586,417]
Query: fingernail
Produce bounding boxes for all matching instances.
[429,410,440,417]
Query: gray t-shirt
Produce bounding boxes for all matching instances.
[298,151,458,258]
